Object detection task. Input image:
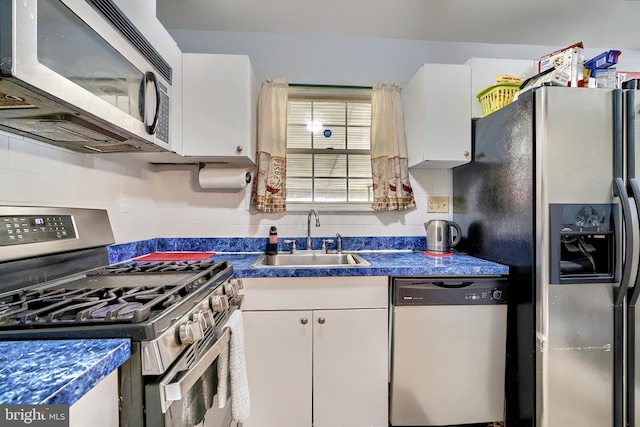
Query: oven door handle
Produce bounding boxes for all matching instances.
[160,327,231,412]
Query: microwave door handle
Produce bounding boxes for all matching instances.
[144,71,161,134]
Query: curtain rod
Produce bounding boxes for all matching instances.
[289,83,372,90]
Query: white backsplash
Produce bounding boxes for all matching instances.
[0,130,452,244]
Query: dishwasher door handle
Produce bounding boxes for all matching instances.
[432,281,475,288]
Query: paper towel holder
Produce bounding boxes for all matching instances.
[198,163,252,182]
[196,162,252,193]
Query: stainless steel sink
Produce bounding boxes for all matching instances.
[251,251,371,268]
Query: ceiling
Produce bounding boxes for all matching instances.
[156,0,640,50]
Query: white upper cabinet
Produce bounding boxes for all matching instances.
[403,63,472,169]
[181,53,258,166]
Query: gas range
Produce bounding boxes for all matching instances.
[0,260,233,327]
[0,258,241,373]
[0,206,242,427]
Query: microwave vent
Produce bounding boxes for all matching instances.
[0,113,150,153]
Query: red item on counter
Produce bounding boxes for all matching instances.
[133,252,215,262]
[423,250,453,257]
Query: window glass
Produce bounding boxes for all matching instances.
[315,154,347,177]
[349,154,373,177]
[314,127,345,150]
[286,178,313,202]
[286,87,372,204]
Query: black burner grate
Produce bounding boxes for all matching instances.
[0,260,230,327]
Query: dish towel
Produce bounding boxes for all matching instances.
[216,332,229,409]
[217,310,251,422]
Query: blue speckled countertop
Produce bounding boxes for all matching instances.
[0,339,130,405]
[107,236,509,278]
[221,251,508,278]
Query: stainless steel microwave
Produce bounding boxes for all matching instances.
[0,0,172,153]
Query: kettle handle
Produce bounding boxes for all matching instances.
[448,221,462,248]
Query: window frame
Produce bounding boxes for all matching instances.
[285,85,375,212]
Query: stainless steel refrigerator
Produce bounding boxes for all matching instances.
[452,85,640,427]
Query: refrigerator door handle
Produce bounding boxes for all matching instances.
[628,177,640,305]
[626,89,640,305]
[613,89,634,305]
[613,89,631,427]
[622,88,640,427]
[626,176,640,427]
[613,177,634,305]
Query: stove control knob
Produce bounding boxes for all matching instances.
[224,282,239,297]
[210,295,230,312]
[210,295,224,312]
[193,310,215,330]
[178,320,204,345]
[230,278,244,289]
[492,289,505,302]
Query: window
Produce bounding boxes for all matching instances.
[286,86,372,205]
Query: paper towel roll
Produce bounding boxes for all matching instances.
[198,168,251,190]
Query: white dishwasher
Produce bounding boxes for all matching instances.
[389,276,508,426]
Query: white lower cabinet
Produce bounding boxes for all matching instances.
[312,308,388,426]
[243,309,312,426]
[70,370,119,427]
[241,276,389,427]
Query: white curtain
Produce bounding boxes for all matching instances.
[251,78,288,212]
[370,82,416,211]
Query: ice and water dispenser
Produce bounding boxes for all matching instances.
[549,203,618,284]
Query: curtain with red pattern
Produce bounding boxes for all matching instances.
[251,78,289,212]
[370,82,416,211]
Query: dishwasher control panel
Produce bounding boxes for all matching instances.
[392,277,507,306]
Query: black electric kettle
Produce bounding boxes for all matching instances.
[424,220,462,253]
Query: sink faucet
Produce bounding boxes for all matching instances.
[307,209,320,250]
[335,232,342,253]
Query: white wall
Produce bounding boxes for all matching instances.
[152,165,450,240]
[0,131,157,244]
[0,127,448,242]
[4,31,640,243]
[168,30,640,87]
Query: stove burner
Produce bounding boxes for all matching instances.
[162,294,182,307]
[90,261,218,275]
[0,286,175,325]
[91,302,144,319]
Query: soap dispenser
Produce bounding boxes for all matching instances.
[266,226,278,255]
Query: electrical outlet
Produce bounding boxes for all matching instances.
[427,196,449,213]
[120,194,129,213]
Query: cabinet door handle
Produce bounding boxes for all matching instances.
[300,318,308,325]
[318,317,326,324]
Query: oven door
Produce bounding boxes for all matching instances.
[145,328,234,427]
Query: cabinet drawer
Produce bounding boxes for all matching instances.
[241,276,388,310]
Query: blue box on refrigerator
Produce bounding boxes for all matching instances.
[584,50,621,70]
